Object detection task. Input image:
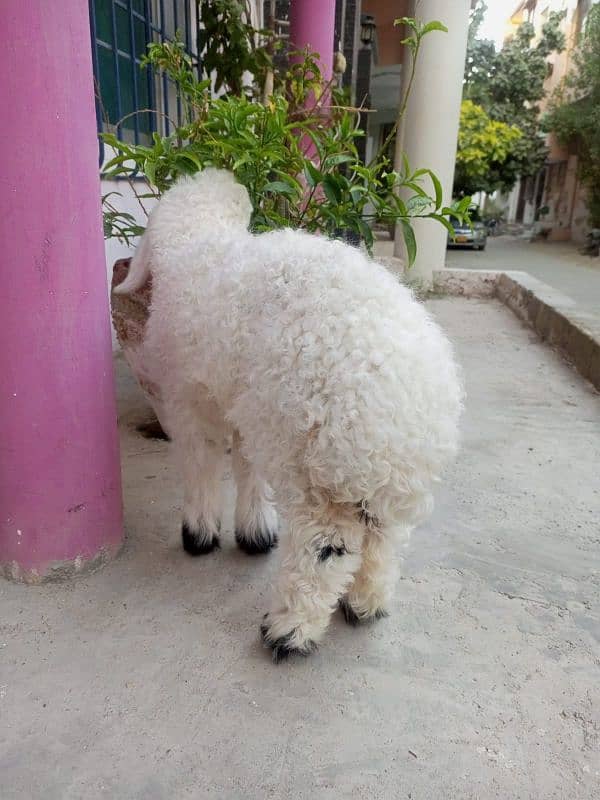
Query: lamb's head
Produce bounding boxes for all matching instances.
[205,167,252,228]
[183,168,253,230]
[153,168,253,251]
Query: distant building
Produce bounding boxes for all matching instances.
[503,0,594,242]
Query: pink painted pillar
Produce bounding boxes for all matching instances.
[0,1,123,582]
[290,0,336,162]
[289,0,336,82]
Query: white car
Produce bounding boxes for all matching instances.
[447,211,488,251]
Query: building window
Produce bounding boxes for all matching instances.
[89,0,200,148]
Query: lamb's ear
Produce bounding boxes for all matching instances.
[113,233,151,294]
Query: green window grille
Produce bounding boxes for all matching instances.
[89,0,200,155]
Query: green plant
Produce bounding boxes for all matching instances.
[198,0,276,98]
[102,192,146,245]
[545,5,600,228]
[101,11,470,263]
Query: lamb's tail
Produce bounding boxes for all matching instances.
[113,232,151,294]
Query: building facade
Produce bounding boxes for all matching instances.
[504,0,595,242]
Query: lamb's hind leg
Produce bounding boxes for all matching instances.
[261,498,364,661]
[232,431,278,555]
[339,528,399,625]
[168,388,228,555]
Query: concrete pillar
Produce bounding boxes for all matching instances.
[290,0,336,82]
[394,0,470,285]
[355,45,373,164]
[0,1,123,582]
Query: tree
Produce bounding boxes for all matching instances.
[459,2,566,192]
[545,4,600,227]
[463,1,496,100]
[454,100,522,196]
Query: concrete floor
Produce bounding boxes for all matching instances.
[2,298,599,799]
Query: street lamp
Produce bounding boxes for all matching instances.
[360,14,376,47]
[356,15,376,165]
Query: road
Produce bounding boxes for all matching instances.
[447,235,600,319]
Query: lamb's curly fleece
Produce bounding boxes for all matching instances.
[115,169,463,660]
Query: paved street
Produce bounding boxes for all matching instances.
[447,235,600,319]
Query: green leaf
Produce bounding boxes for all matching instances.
[175,151,203,171]
[421,21,448,35]
[457,195,473,214]
[357,217,374,251]
[349,185,367,205]
[406,195,433,214]
[428,213,456,238]
[144,161,156,185]
[273,171,303,193]
[401,153,410,179]
[388,194,408,217]
[394,17,417,30]
[322,174,343,205]
[323,153,355,169]
[298,127,325,161]
[412,168,443,208]
[402,180,430,199]
[399,219,417,267]
[263,180,296,197]
[304,160,322,188]
[429,172,443,209]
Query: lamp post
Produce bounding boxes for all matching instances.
[355,14,376,165]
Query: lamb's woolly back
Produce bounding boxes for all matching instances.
[127,167,464,656]
[113,168,252,294]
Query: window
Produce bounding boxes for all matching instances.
[89,0,200,149]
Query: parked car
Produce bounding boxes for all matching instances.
[447,208,487,251]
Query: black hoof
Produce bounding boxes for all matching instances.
[182,522,220,556]
[260,618,317,663]
[235,529,278,555]
[338,598,389,626]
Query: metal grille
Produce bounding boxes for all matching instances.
[89,0,200,162]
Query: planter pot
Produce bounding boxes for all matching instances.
[334,229,362,248]
[111,258,169,436]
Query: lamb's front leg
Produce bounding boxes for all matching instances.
[261,503,364,661]
[166,387,229,555]
[232,431,278,555]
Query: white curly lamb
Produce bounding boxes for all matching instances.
[115,169,463,661]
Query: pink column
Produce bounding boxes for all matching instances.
[0,1,123,582]
[290,0,336,162]
[289,0,336,82]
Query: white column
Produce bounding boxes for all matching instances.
[394,0,470,286]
